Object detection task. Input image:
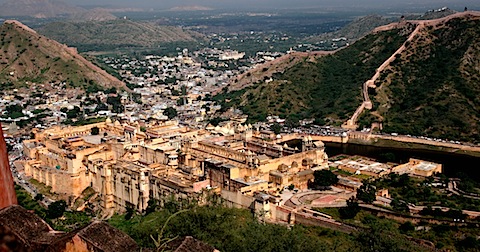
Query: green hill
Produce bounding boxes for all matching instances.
[216,12,480,142]
[215,25,411,124]
[373,14,480,142]
[37,20,205,52]
[0,20,126,90]
[0,0,84,18]
[308,15,395,43]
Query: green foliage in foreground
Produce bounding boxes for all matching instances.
[108,203,443,252]
[15,184,46,218]
[15,185,92,232]
[314,207,480,251]
[109,205,356,251]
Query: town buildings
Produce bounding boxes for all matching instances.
[392,158,442,177]
[20,120,329,213]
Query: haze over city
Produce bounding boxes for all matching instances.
[48,0,480,11]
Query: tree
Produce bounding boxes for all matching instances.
[177,98,186,106]
[95,102,108,112]
[314,117,326,126]
[270,123,282,135]
[106,95,124,113]
[311,170,338,189]
[356,182,376,204]
[399,221,414,233]
[209,117,226,127]
[105,87,117,94]
[356,215,428,252]
[125,204,135,220]
[47,200,67,219]
[339,196,360,219]
[285,115,300,128]
[390,198,409,213]
[91,126,100,135]
[164,107,177,120]
[66,106,81,119]
[34,193,44,201]
[146,199,158,215]
[150,209,189,251]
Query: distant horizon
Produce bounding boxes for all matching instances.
[0,0,478,13]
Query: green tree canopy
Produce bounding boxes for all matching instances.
[91,126,100,135]
[270,123,282,135]
[311,170,339,189]
[356,182,377,204]
[47,200,67,219]
[339,196,360,219]
[390,198,410,213]
[164,107,178,120]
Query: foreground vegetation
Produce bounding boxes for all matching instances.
[109,202,437,252]
[314,208,480,251]
[15,185,93,232]
[15,180,480,251]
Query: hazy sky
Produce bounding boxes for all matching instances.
[58,0,479,11]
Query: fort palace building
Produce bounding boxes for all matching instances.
[21,119,329,214]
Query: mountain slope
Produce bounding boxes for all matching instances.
[0,0,83,18]
[37,20,204,52]
[69,8,117,22]
[217,12,480,142]
[0,20,126,90]
[215,25,411,123]
[309,15,395,43]
[372,13,480,142]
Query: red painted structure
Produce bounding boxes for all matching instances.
[0,124,17,209]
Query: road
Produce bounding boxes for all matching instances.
[9,141,54,206]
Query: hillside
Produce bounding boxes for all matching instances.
[0,0,83,18]
[217,12,480,142]
[215,25,411,123]
[372,13,480,142]
[0,20,126,90]
[37,20,204,52]
[69,8,117,22]
[309,15,395,43]
[228,51,334,91]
